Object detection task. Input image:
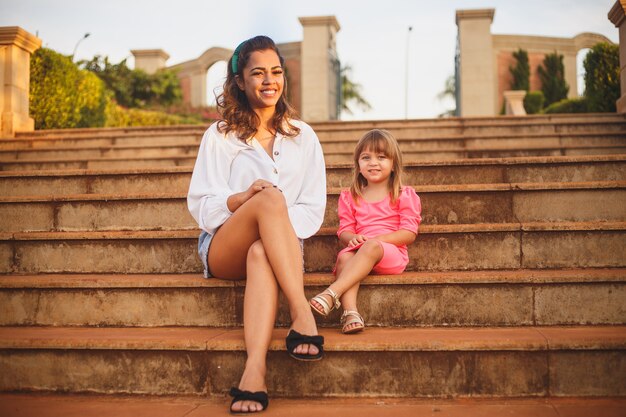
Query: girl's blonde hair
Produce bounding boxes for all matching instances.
[350,129,403,203]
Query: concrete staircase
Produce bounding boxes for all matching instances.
[0,114,625,415]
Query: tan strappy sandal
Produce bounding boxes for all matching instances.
[309,288,341,317]
[341,310,365,334]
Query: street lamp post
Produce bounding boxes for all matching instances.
[72,33,90,61]
[405,26,413,119]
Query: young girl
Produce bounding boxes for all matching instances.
[309,129,421,334]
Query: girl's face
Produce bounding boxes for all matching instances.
[358,146,393,186]
[236,49,284,111]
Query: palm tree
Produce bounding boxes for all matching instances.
[437,74,456,117]
[340,65,371,115]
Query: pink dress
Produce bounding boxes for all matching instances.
[336,186,422,274]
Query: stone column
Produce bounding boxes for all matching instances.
[189,69,207,108]
[131,49,169,74]
[456,9,496,116]
[0,26,41,137]
[609,1,626,113]
[299,16,340,122]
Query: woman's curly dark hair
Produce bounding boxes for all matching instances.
[216,35,300,141]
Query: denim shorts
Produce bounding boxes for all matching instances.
[197,230,305,279]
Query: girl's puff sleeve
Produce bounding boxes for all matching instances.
[337,190,357,237]
[187,126,235,234]
[399,186,422,234]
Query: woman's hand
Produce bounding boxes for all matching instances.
[246,179,277,198]
[348,234,368,247]
[227,179,278,213]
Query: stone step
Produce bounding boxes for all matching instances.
[1,269,624,328]
[1,155,624,195]
[3,145,626,171]
[0,325,624,397]
[2,394,626,417]
[3,129,623,153]
[8,113,624,142]
[1,222,624,273]
[1,181,624,232]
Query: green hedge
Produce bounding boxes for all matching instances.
[544,97,589,114]
[30,47,110,129]
[523,91,545,114]
[30,47,198,128]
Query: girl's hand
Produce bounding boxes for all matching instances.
[348,234,368,247]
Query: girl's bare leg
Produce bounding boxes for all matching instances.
[209,189,320,412]
[311,240,382,331]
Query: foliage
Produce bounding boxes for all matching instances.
[538,52,569,107]
[104,102,199,127]
[30,47,110,129]
[523,91,545,114]
[509,49,530,91]
[80,56,182,108]
[437,74,457,117]
[583,43,620,113]
[340,65,371,115]
[543,97,589,114]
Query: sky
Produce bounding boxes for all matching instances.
[0,0,619,120]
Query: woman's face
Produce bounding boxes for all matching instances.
[237,49,284,111]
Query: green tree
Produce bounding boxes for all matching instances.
[80,56,182,108]
[538,52,569,107]
[509,48,530,91]
[340,65,371,115]
[584,42,620,112]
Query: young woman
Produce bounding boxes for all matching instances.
[187,36,326,414]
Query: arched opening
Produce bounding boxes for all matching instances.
[206,61,227,107]
[577,48,590,96]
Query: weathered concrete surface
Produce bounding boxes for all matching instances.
[548,351,626,396]
[535,284,626,325]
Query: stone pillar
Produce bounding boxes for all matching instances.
[299,16,340,122]
[0,26,41,137]
[456,9,496,116]
[189,69,207,108]
[609,1,626,112]
[131,49,170,74]
[503,90,527,115]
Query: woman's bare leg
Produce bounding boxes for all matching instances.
[229,240,278,413]
[209,188,320,411]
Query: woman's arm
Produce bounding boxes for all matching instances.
[286,126,327,239]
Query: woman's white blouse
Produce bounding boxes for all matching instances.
[187,120,327,239]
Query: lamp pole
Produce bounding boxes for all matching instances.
[405,26,413,119]
[72,33,90,61]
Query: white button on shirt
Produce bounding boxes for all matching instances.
[187,120,327,239]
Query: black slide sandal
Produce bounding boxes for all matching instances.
[285,329,324,361]
[229,387,269,415]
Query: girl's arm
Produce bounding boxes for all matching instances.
[370,230,416,246]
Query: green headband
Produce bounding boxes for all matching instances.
[231,40,247,74]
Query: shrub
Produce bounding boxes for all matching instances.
[104,103,198,127]
[509,49,530,91]
[523,91,545,114]
[544,97,589,114]
[81,56,182,108]
[584,43,620,112]
[30,48,110,129]
[538,52,569,107]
